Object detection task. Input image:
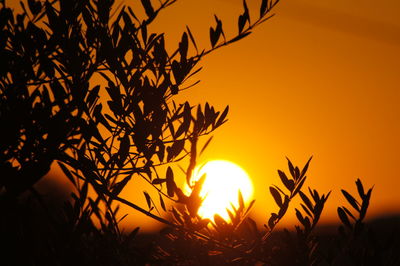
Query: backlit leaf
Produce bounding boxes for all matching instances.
[143,191,152,209]
[152,178,166,185]
[86,85,100,109]
[299,191,314,213]
[360,187,373,220]
[209,27,218,48]
[294,166,300,180]
[278,170,294,191]
[292,176,306,197]
[159,194,166,211]
[268,213,277,229]
[355,178,365,198]
[113,176,131,196]
[300,203,313,217]
[295,208,305,225]
[186,25,198,52]
[341,189,360,211]
[140,0,154,17]
[244,199,256,216]
[238,14,246,34]
[278,196,289,217]
[179,32,188,60]
[175,111,190,138]
[57,162,76,186]
[238,190,244,211]
[338,207,352,228]
[300,156,312,179]
[166,167,175,197]
[270,186,282,207]
[260,0,268,17]
[342,206,356,221]
[215,105,229,128]
[118,135,130,166]
[286,157,296,179]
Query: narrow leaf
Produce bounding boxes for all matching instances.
[338,207,352,228]
[186,25,198,52]
[159,194,166,211]
[360,187,373,220]
[238,14,246,34]
[295,208,305,225]
[341,189,360,212]
[179,32,188,60]
[342,206,356,221]
[238,190,244,210]
[268,213,277,229]
[113,176,131,196]
[166,166,175,197]
[152,178,166,185]
[300,203,313,217]
[294,166,300,180]
[299,191,314,213]
[355,178,365,198]
[278,170,294,191]
[57,162,76,186]
[286,157,296,179]
[300,156,313,179]
[209,27,218,48]
[270,186,282,207]
[140,0,154,17]
[215,105,229,128]
[118,135,130,166]
[260,0,268,17]
[244,199,256,216]
[243,0,250,22]
[143,191,152,209]
[86,85,100,108]
[292,176,306,197]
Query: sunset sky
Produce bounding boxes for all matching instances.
[11,0,399,232]
[152,0,400,229]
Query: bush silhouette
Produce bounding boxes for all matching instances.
[1,0,399,265]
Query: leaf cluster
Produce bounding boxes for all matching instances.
[265,157,312,235]
[337,178,373,236]
[0,0,282,260]
[1,1,398,265]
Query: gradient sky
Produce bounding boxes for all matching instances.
[150,0,400,229]
[11,0,399,231]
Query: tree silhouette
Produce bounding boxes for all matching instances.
[0,0,280,239]
[1,1,398,265]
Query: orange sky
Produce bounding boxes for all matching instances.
[150,0,400,229]
[10,0,400,231]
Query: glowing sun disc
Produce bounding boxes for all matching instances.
[187,160,254,221]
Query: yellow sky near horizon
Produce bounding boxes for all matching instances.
[8,0,400,232]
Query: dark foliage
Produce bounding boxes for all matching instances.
[1,0,399,265]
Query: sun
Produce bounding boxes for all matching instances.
[187,160,254,221]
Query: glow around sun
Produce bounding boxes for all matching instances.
[187,160,254,221]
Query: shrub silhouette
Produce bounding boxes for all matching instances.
[1,0,399,265]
